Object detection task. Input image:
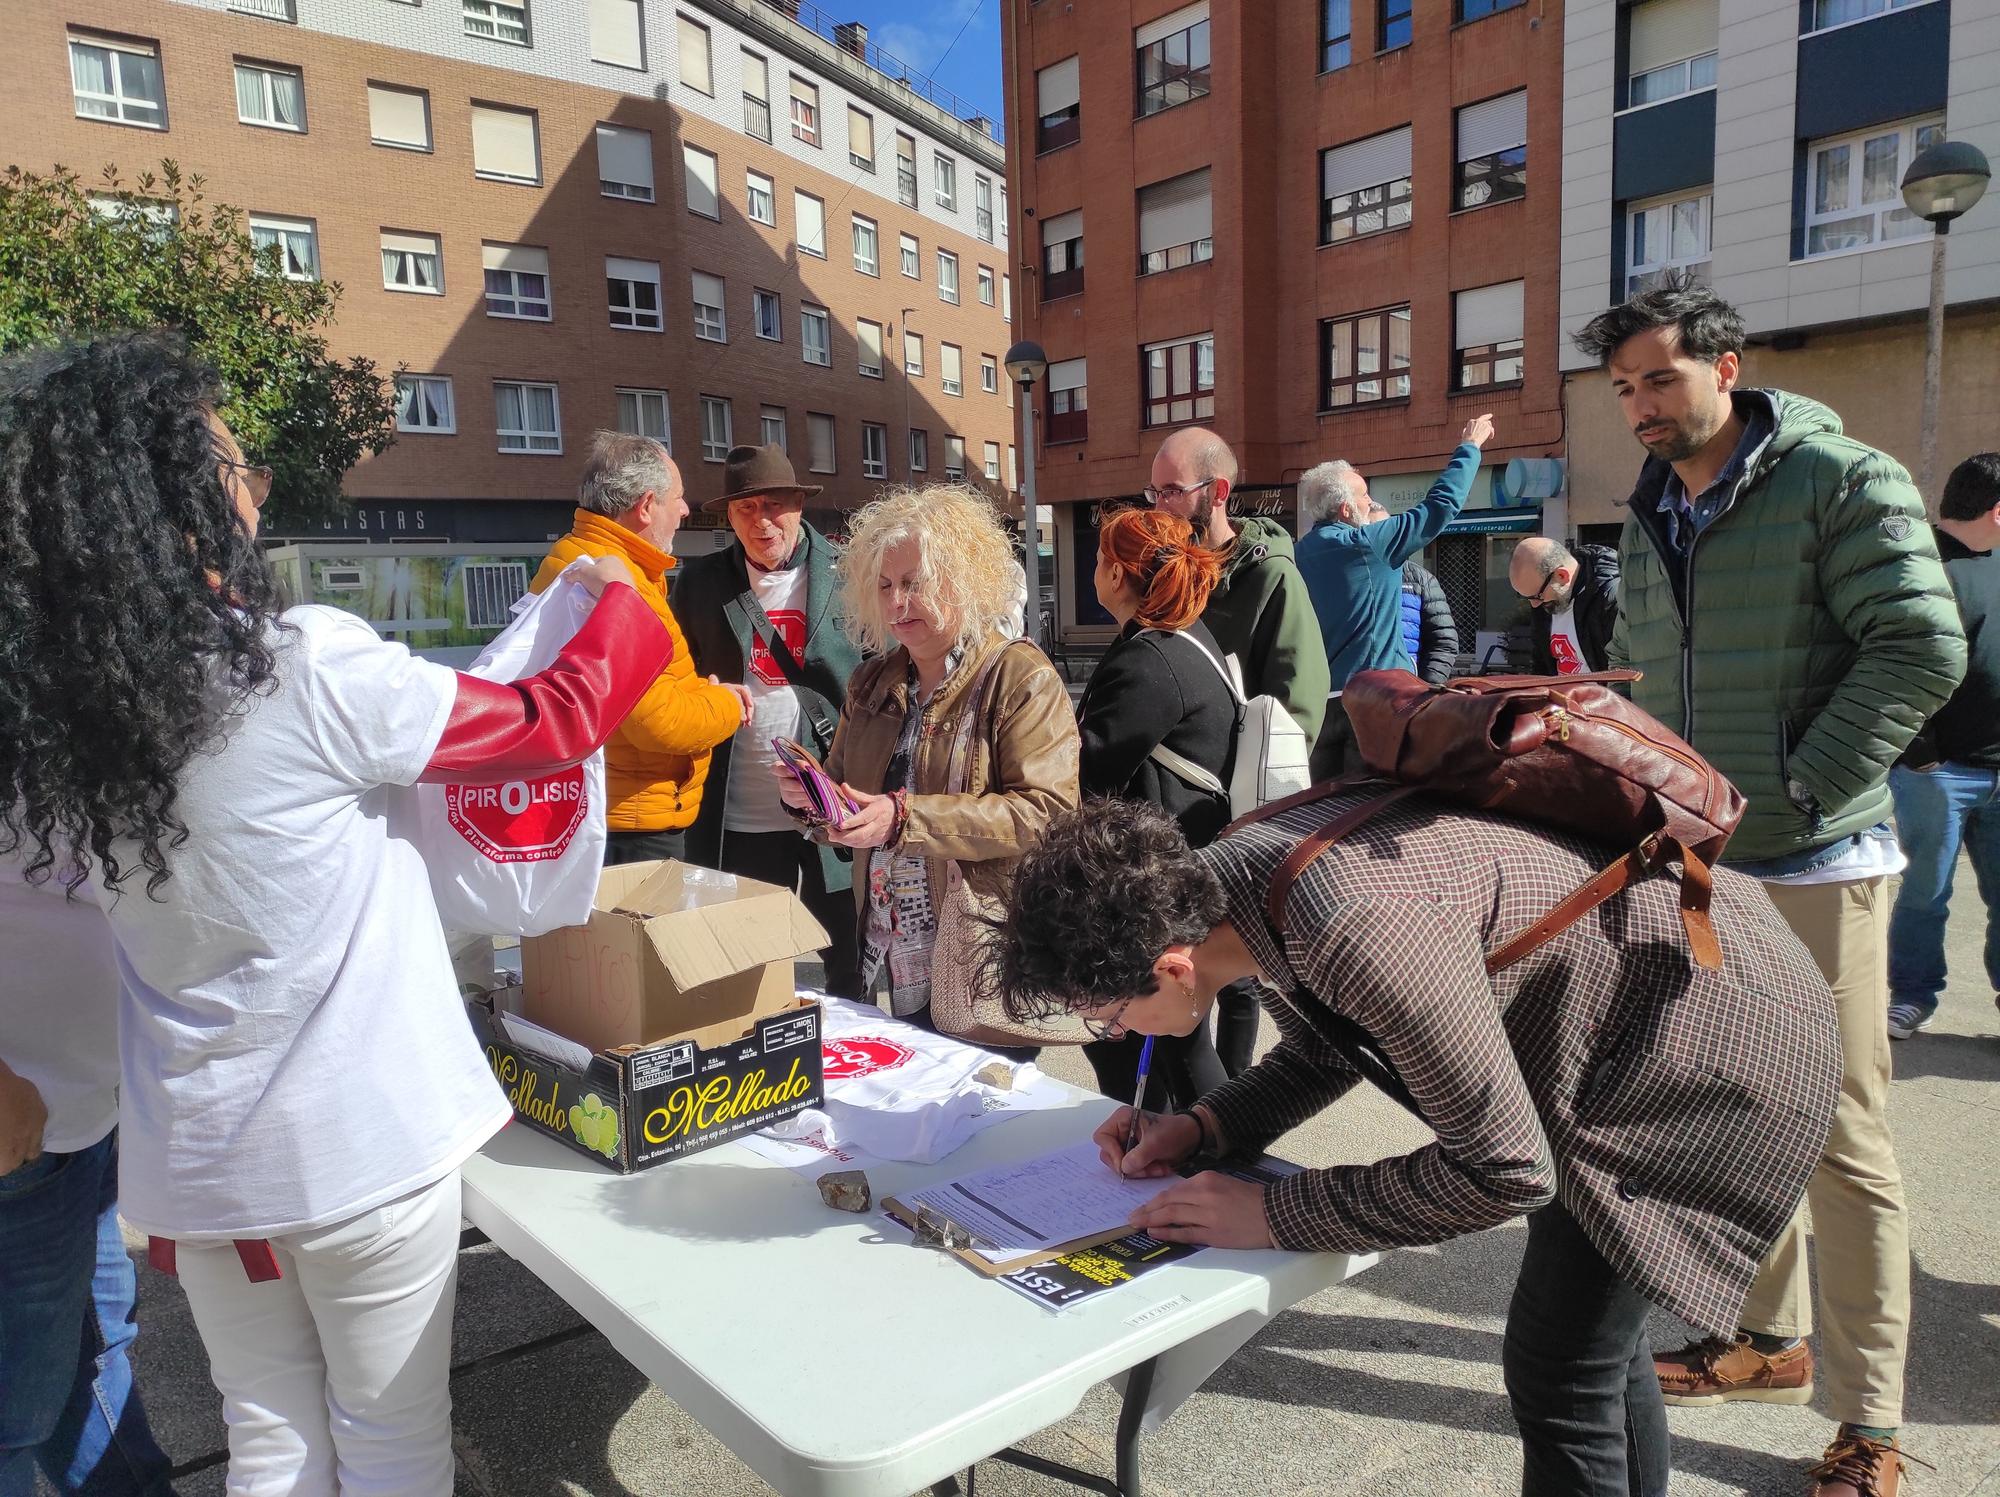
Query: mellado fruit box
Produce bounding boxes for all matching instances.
[469,860,830,1172]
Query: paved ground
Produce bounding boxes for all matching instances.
[73,868,2000,1497]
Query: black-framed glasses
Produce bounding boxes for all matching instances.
[1081,995,1135,1041]
[1141,477,1216,508]
[217,455,274,509]
[1525,572,1562,609]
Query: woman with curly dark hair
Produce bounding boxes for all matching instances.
[0,334,670,1495]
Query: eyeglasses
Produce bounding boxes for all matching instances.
[1141,477,1216,508]
[1525,573,1562,609]
[217,455,274,510]
[1081,996,1135,1042]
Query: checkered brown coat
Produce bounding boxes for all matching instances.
[1197,790,1841,1335]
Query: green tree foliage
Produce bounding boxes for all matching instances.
[0,161,396,526]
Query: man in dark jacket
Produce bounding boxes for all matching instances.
[1576,272,1965,1497]
[1401,560,1459,685]
[1508,537,1620,674]
[675,445,863,995]
[1886,451,2000,1040]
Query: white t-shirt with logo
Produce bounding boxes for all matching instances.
[0,868,120,1155]
[724,564,809,835]
[1548,606,1586,675]
[100,606,515,1240]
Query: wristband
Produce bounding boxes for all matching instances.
[1177,1105,1215,1157]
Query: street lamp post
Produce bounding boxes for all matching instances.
[1900,139,1991,510]
[1004,339,1049,647]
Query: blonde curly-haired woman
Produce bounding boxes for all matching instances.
[774,485,1079,1050]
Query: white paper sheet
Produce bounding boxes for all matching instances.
[898,1140,1179,1264]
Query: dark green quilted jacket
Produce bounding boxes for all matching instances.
[1609,389,1966,864]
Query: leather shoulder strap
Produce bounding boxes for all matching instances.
[1483,836,1722,975]
[1265,786,1419,934]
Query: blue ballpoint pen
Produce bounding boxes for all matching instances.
[1122,1035,1158,1166]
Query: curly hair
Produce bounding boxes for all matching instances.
[984,799,1229,1023]
[0,334,286,895]
[836,484,1020,655]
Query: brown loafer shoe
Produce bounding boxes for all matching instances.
[1655,1333,1815,1405]
[1807,1428,1925,1496]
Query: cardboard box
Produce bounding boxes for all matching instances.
[520,860,830,1053]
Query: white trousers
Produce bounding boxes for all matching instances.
[176,1172,462,1497]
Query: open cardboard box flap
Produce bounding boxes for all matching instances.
[614,863,830,992]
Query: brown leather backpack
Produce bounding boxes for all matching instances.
[1232,669,1747,973]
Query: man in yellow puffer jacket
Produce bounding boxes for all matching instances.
[532,431,749,863]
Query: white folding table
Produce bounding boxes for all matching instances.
[460,1079,1373,1497]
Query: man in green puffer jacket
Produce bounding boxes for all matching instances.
[1576,272,1965,1497]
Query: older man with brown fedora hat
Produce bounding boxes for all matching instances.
[676,445,864,994]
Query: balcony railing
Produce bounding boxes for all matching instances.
[229,0,297,19]
[750,0,1003,144]
[1042,265,1085,302]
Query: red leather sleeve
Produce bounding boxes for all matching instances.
[420,583,671,784]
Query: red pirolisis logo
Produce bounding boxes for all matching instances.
[446,768,590,863]
[821,1036,915,1080]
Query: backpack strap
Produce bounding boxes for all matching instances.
[1261,786,1420,933]
[1483,834,1722,975]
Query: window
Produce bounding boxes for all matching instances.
[69,33,165,128]
[1000,186,1009,244]
[847,106,875,170]
[1459,0,1523,20]
[909,428,929,472]
[678,15,713,95]
[616,387,670,444]
[249,216,318,280]
[983,442,1002,482]
[977,265,996,304]
[1036,57,1081,152]
[1322,0,1351,69]
[760,405,787,451]
[1041,210,1084,299]
[381,230,442,294]
[941,343,963,396]
[944,435,966,481]
[464,563,530,628]
[683,143,720,218]
[1629,50,1715,106]
[981,355,998,394]
[1142,333,1214,427]
[1810,0,1930,30]
[607,257,663,331]
[495,381,561,452]
[692,270,727,341]
[368,84,429,150]
[483,243,550,319]
[1627,191,1711,295]
[863,423,888,479]
[791,77,819,146]
[975,176,995,242]
[396,375,454,434]
[1008,446,1017,490]
[1138,168,1214,273]
[801,304,831,365]
[904,330,924,375]
[235,61,305,131]
[796,191,826,258]
[896,132,918,206]
[90,193,176,230]
[754,288,781,341]
[937,249,960,304]
[464,0,530,45]
[597,123,655,200]
[858,319,884,379]
[1136,3,1211,117]
[1453,280,1525,389]
[1047,358,1088,442]
[807,413,836,474]
[934,152,958,211]
[700,396,732,461]
[590,0,644,68]
[471,103,541,185]
[1321,306,1411,408]
[746,171,776,224]
[1003,274,1012,322]
[1379,0,1412,49]
[1455,90,1527,209]
[852,215,879,276]
[900,232,920,278]
[1805,117,1942,256]
[1626,0,1718,104]
[741,50,771,140]
[1322,126,1412,244]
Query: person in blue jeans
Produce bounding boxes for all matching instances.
[1888,452,2000,1039]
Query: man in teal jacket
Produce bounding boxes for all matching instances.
[1577,272,1965,1497]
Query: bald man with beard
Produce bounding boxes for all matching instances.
[1508,535,1622,676]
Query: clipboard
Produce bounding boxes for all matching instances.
[879,1194,1143,1278]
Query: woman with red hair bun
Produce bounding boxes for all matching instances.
[1076,506,1237,1108]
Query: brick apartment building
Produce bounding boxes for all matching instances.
[1003,0,1569,655]
[4,0,1018,551]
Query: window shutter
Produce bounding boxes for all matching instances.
[472,104,539,181]
[1323,125,1413,197]
[1037,56,1080,114]
[742,50,768,101]
[1628,0,1718,74]
[810,414,834,472]
[1454,280,1524,347]
[941,345,962,384]
[1048,358,1087,392]
[858,321,882,367]
[482,243,548,275]
[692,270,725,307]
[796,193,825,256]
[596,124,653,190]
[589,0,643,68]
[1138,168,1211,254]
[847,107,874,162]
[382,230,437,257]
[607,256,660,286]
[1136,1,1208,48]
[677,16,712,93]
[1456,90,1527,162]
[368,85,430,147]
[1041,209,1083,245]
[683,144,719,216]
